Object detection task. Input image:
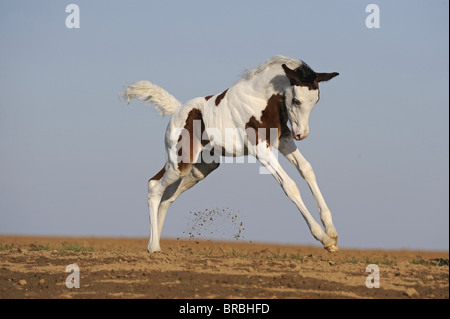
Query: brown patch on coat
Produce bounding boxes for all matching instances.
[149,167,166,182]
[205,95,213,101]
[282,64,339,91]
[300,81,319,91]
[282,63,319,91]
[177,109,206,173]
[215,89,228,106]
[245,94,291,147]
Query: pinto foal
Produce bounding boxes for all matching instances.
[122,56,340,253]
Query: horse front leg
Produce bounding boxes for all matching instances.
[256,145,338,252]
[278,137,338,242]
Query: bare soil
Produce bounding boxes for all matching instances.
[0,235,448,299]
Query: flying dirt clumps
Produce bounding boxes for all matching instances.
[183,207,245,241]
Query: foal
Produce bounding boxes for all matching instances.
[122,56,340,253]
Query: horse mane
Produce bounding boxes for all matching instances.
[240,55,303,81]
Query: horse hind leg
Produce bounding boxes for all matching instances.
[156,160,220,241]
[147,106,213,252]
[146,165,181,253]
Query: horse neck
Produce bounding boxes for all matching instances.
[246,66,290,100]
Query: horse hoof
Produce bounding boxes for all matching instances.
[325,244,339,253]
[147,246,162,254]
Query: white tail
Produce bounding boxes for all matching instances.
[121,81,182,116]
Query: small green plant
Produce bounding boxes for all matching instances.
[347,257,360,264]
[29,245,51,251]
[218,247,226,257]
[0,244,16,251]
[58,244,94,252]
[411,257,427,265]
[197,248,214,257]
[345,257,395,265]
[0,243,94,252]
[363,257,395,265]
[270,251,287,260]
[218,247,249,258]
[266,251,303,261]
[231,249,249,258]
[432,258,449,267]
[411,257,449,266]
[289,253,302,260]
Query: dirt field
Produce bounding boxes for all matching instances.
[0,235,448,299]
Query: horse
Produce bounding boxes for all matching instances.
[122,55,340,253]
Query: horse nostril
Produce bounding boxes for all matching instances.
[295,134,302,140]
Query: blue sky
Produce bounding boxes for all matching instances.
[0,0,448,250]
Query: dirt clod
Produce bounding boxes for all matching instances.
[183,207,245,241]
[404,288,419,298]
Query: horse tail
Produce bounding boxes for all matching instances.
[121,81,182,116]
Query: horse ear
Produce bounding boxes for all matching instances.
[316,72,339,82]
[282,64,301,85]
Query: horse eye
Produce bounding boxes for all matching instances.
[292,98,300,105]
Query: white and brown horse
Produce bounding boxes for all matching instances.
[122,55,340,253]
